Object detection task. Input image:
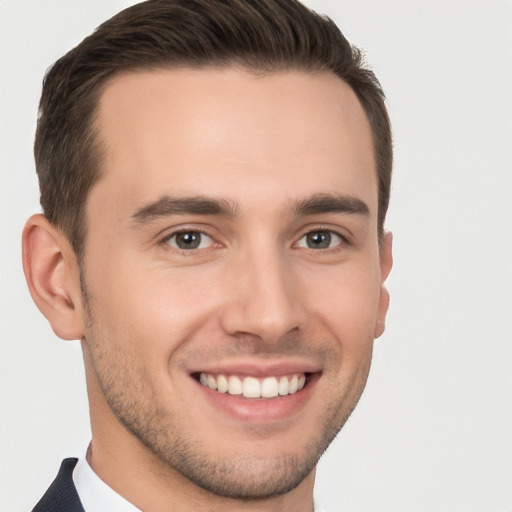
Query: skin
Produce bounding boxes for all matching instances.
[23,67,392,512]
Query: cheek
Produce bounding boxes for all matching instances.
[300,261,382,341]
[85,259,224,359]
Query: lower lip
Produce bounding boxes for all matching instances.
[194,374,319,423]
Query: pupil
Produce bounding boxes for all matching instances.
[307,231,330,249]
[177,232,200,249]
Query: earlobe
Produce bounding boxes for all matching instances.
[22,214,85,340]
[374,231,393,338]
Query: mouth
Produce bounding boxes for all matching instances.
[196,372,309,399]
[190,366,319,423]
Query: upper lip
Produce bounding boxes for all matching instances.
[188,359,321,378]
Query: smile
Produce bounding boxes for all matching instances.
[199,372,307,398]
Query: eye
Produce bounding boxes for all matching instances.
[297,230,344,250]
[164,231,213,250]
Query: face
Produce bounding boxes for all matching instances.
[80,68,392,499]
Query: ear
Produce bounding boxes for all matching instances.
[374,231,393,338]
[22,214,85,340]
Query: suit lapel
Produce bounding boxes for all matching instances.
[32,458,85,512]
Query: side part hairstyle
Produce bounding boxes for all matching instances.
[35,0,392,259]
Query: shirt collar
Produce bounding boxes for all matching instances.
[72,447,142,512]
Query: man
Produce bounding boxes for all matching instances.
[22,0,393,510]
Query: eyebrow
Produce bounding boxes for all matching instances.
[132,195,239,224]
[289,193,370,217]
[131,193,369,225]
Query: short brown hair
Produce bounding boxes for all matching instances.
[35,0,392,258]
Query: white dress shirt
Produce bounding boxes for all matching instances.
[73,451,141,512]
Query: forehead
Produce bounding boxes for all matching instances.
[91,67,376,219]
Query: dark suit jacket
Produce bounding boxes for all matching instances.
[31,458,85,512]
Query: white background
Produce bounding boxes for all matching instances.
[1,1,511,511]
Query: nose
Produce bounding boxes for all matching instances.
[218,246,303,344]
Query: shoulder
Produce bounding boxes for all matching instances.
[31,458,85,512]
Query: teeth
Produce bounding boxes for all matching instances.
[199,372,307,398]
[289,375,298,394]
[228,375,243,395]
[278,376,289,396]
[217,374,228,393]
[261,377,278,398]
[206,374,218,390]
[243,377,260,398]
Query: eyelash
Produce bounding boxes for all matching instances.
[161,230,216,251]
[295,228,347,251]
[159,227,349,253]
